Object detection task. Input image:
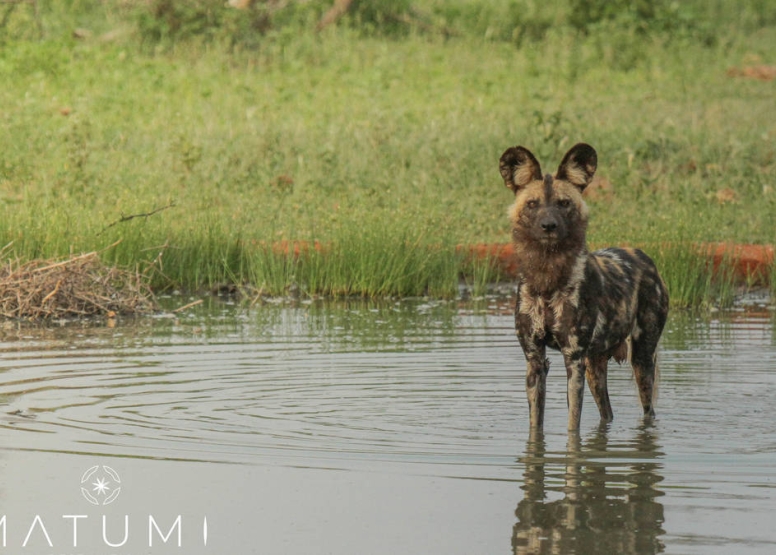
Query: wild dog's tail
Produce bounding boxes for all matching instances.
[614,334,661,409]
[613,336,630,364]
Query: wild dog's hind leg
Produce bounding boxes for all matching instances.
[585,355,613,422]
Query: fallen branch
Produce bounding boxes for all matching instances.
[99,202,176,235]
[32,250,98,273]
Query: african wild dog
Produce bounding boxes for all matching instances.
[499,143,669,430]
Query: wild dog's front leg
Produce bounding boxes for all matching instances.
[524,350,549,428]
[563,352,586,430]
[516,299,549,428]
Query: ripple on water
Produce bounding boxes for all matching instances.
[0,301,527,474]
[0,301,775,554]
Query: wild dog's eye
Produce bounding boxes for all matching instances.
[526,199,539,209]
[558,199,571,208]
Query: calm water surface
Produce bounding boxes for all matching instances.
[0,297,774,554]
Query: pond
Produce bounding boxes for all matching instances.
[0,297,774,554]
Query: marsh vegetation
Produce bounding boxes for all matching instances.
[1,0,774,306]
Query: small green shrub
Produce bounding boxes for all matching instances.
[135,0,323,49]
[346,0,414,37]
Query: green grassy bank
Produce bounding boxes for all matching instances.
[1,1,775,306]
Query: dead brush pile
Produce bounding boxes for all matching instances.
[0,252,156,320]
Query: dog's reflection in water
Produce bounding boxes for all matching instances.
[512,425,665,555]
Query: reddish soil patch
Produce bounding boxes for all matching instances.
[704,243,775,284]
[727,65,776,81]
[465,243,774,285]
[265,241,774,286]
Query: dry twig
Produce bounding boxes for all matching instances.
[172,299,204,313]
[98,202,176,236]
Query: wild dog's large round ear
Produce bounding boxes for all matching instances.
[556,143,597,191]
[499,146,542,194]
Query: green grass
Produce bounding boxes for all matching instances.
[645,241,737,309]
[0,0,775,304]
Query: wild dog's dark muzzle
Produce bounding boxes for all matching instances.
[540,216,558,233]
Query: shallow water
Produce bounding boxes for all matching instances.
[0,298,774,554]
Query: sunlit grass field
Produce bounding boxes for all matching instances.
[1,1,775,304]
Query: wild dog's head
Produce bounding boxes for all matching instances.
[499,143,597,251]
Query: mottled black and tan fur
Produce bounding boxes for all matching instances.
[499,143,669,430]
